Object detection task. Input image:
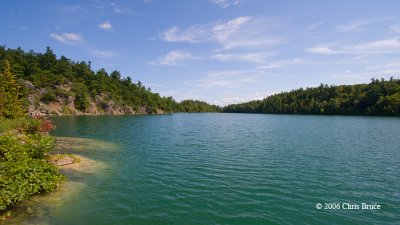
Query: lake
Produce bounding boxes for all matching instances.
[7,114,400,224]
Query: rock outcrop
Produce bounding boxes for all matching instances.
[21,81,164,116]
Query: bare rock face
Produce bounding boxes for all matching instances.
[87,103,100,115]
[20,79,159,116]
[47,102,63,115]
[20,80,35,90]
[155,108,166,114]
[123,106,135,114]
[137,106,151,114]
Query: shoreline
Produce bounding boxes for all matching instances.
[0,137,111,224]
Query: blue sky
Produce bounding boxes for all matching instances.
[1,0,400,105]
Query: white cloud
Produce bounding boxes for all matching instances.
[254,91,276,100]
[210,0,245,8]
[159,51,192,66]
[160,26,207,43]
[98,21,113,30]
[257,58,304,69]
[49,32,82,45]
[7,22,28,30]
[211,52,270,63]
[222,96,248,104]
[306,38,400,55]
[160,16,253,47]
[110,2,133,15]
[160,16,279,50]
[198,70,257,89]
[207,70,248,78]
[211,16,251,47]
[89,50,117,58]
[305,46,336,55]
[307,20,325,30]
[337,17,391,32]
[345,38,400,53]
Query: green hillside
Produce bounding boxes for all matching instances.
[224,78,400,116]
[0,46,220,115]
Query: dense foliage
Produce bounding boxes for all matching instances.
[178,100,221,112]
[0,59,64,216]
[0,46,220,113]
[0,131,65,212]
[224,78,400,116]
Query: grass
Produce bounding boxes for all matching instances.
[0,117,26,133]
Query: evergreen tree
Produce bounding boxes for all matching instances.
[0,60,25,118]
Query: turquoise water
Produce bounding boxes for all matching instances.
[11,114,400,224]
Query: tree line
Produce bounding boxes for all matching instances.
[223,78,400,116]
[0,46,220,113]
[1,46,398,116]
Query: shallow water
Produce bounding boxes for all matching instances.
[3,114,400,224]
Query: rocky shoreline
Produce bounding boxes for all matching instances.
[21,80,166,116]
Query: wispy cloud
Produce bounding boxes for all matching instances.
[210,0,245,8]
[110,2,133,15]
[160,17,252,45]
[160,16,280,50]
[257,58,304,69]
[159,50,193,66]
[305,46,336,55]
[198,70,257,89]
[160,26,207,43]
[49,32,83,45]
[345,38,400,53]
[56,4,84,13]
[98,21,113,30]
[222,96,248,104]
[211,16,251,48]
[210,52,271,63]
[336,17,391,32]
[7,22,28,30]
[307,20,325,30]
[89,50,118,58]
[305,38,400,55]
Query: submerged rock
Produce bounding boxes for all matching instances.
[49,156,75,166]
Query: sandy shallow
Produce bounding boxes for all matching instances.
[58,154,107,173]
[55,137,119,154]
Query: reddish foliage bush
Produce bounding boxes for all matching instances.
[29,116,55,133]
[39,117,55,133]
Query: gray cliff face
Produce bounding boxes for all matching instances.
[21,80,165,116]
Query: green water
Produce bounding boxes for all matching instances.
[6,114,400,224]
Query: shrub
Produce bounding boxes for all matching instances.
[0,132,65,212]
[24,117,55,134]
[40,88,57,104]
[55,88,69,98]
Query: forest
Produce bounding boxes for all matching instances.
[224,78,400,116]
[0,46,220,114]
[1,46,399,116]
